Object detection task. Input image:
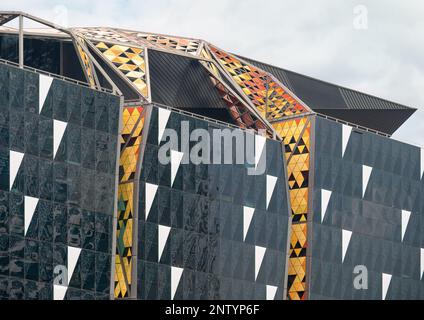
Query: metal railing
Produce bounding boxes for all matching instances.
[123,101,393,140]
[123,100,273,136]
[0,57,115,95]
[316,112,391,138]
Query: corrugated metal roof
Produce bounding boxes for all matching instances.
[240,55,415,112]
[148,49,240,124]
[339,87,410,110]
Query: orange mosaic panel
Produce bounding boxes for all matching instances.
[136,33,199,55]
[209,46,310,121]
[75,37,96,88]
[200,48,221,78]
[273,116,311,300]
[114,106,145,299]
[207,76,273,136]
[96,42,148,98]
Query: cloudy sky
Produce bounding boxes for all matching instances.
[2,0,424,146]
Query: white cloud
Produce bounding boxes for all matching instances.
[2,0,424,146]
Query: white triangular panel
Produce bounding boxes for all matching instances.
[67,246,81,285]
[362,165,372,198]
[342,125,352,157]
[401,210,411,242]
[24,196,39,236]
[53,120,67,158]
[382,273,392,300]
[171,267,184,300]
[266,175,278,210]
[243,206,255,241]
[421,148,424,179]
[171,150,184,187]
[255,135,266,169]
[145,183,158,221]
[158,108,171,145]
[53,285,67,301]
[342,230,352,263]
[421,248,424,280]
[321,189,332,223]
[9,151,24,190]
[255,246,266,281]
[39,74,53,114]
[266,285,278,301]
[158,225,171,262]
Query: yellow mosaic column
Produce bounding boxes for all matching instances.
[273,117,311,300]
[114,106,146,298]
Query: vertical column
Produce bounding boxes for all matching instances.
[19,15,24,68]
[113,105,147,299]
[273,116,312,300]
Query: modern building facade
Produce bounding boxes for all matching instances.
[0,11,422,300]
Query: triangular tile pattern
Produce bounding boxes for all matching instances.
[135,33,200,55]
[273,117,311,223]
[401,210,411,242]
[53,120,67,159]
[171,267,184,300]
[207,75,272,135]
[158,108,171,145]
[287,223,307,300]
[114,105,146,299]
[382,273,392,300]
[273,116,311,300]
[39,74,53,114]
[145,183,158,221]
[266,175,278,210]
[9,151,24,190]
[209,45,311,120]
[53,285,68,301]
[75,36,97,88]
[266,285,278,301]
[255,135,266,169]
[342,230,352,263]
[421,248,424,280]
[96,42,148,97]
[53,246,81,301]
[24,196,39,236]
[171,150,184,187]
[68,246,82,286]
[321,189,332,223]
[116,183,135,299]
[243,206,255,241]
[362,165,372,198]
[119,107,145,182]
[342,124,352,158]
[255,246,266,281]
[158,225,171,262]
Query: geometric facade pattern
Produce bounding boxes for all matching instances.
[114,106,146,298]
[0,61,120,300]
[136,106,290,300]
[208,45,311,121]
[207,75,271,136]
[96,42,148,99]
[75,37,97,89]
[133,33,200,56]
[1,11,423,301]
[312,117,424,300]
[273,117,312,300]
